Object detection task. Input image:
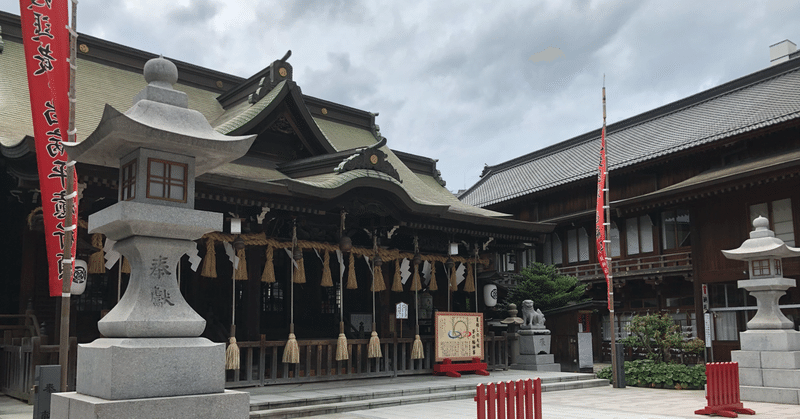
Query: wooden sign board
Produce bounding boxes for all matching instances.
[396,302,408,319]
[434,311,484,362]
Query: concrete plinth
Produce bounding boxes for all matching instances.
[513,331,560,371]
[512,354,562,372]
[77,338,224,400]
[519,330,551,355]
[51,390,249,419]
[732,329,800,405]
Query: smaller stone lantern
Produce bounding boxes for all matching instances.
[722,216,800,331]
[723,216,800,404]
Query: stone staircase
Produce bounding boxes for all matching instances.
[249,373,608,418]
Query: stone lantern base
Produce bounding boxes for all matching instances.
[732,329,800,404]
[51,390,248,419]
[51,337,249,418]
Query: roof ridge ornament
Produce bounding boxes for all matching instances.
[334,137,401,182]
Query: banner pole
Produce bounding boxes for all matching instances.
[602,79,620,388]
[59,0,79,392]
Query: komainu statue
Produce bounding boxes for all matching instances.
[520,299,546,330]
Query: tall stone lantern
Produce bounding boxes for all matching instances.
[723,216,800,404]
[52,57,255,418]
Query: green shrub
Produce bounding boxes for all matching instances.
[596,360,706,389]
[618,313,704,363]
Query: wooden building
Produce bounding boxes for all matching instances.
[0,10,551,395]
[460,40,800,363]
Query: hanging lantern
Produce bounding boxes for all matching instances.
[339,235,352,252]
[445,257,454,272]
[71,259,88,295]
[484,284,498,307]
[232,235,245,251]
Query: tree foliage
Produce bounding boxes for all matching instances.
[619,313,704,363]
[505,262,588,312]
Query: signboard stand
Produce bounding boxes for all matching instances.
[433,312,489,377]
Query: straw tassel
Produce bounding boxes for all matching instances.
[463,262,475,293]
[428,262,438,291]
[411,334,424,359]
[346,253,358,289]
[371,263,385,292]
[335,322,349,361]
[283,325,300,364]
[368,329,382,358]
[225,336,240,370]
[410,263,422,291]
[391,259,403,292]
[87,234,105,274]
[293,257,306,284]
[200,238,217,278]
[261,245,275,283]
[450,263,458,291]
[234,247,248,280]
[121,256,131,274]
[320,250,333,287]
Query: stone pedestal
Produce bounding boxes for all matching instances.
[52,390,249,419]
[512,330,560,372]
[76,338,224,399]
[732,330,800,404]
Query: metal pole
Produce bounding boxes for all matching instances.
[59,0,79,392]
[602,80,621,388]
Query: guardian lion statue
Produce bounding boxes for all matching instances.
[520,299,546,330]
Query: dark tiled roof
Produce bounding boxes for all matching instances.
[460,58,800,208]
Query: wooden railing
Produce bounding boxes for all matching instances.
[1,336,77,403]
[558,251,692,281]
[227,333,509,388]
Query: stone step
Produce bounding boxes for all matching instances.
[249,377,609,418]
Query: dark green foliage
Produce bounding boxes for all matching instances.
[505,262,588,312]
[596,360,706,389]
[618,313,704,363]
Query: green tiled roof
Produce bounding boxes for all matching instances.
[0,39,224,148]
[313,118,377,151]
[213,81,285,134]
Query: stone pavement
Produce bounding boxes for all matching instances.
[3,368,800,418]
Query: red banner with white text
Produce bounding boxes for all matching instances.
[20,0,77,297]
[595,125,611,310]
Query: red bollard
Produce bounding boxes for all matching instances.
[695,362,755,418]
[476,378,542,419]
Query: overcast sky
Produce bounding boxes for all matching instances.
[3,1,799,192]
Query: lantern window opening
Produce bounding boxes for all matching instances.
[775,259,782,276]
[120,159,137,201]
[751,258,771,277]
[146,158,188,203]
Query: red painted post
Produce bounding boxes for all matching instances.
[505,381,515,419]
[496,381,506,419]
[476,383,487,419]
[524,378,533,419]
[533,377,542,419]
[487,382,496,419]
[516,379,525,418]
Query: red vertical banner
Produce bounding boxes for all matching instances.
[595,125,610,310]
[20,0,77,297]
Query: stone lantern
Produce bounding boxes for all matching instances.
[723,216,800,404]
[53,57,255,418]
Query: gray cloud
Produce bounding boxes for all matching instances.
[3,0,800,192]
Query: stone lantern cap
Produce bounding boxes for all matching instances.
[722,216,800,261]
[65,56,255,175]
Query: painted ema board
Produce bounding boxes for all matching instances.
[434,312,484,362]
